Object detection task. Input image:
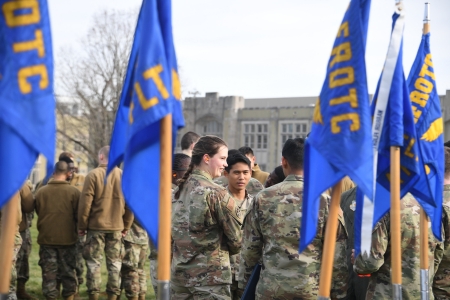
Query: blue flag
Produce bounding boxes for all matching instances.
[0,0,55,207]
[108,0,184,245]
[354,8,421,255]
[300,0,373,252]
[407,32,443,241]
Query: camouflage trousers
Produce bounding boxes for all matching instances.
[150,259,158,296]
[38,245,77,299]
[170,284,231,300]
[76,235,86,284]
[16,229,31,282]
[83,230,124,296]
[120,241,148,297]
[7,231,22,300]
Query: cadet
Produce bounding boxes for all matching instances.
[171,136,243,299]
[180,131,200,157]
[433,146,450,299]
[1,184,34,300]
[16,182,36,300]
[264,165,285,188]
[148,153,192,297]
[214,149,264,197]
[78,146,134,300]
[238,138,348,299]
[238,146,269,184]
[354,193,441,299]
[223,153,254,299]
[121,220,148,300]
[35,161,81,300]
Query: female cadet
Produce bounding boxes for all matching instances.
[171,135,243,299]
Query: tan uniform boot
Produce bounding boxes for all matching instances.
[138,295,145,300]
[88,294,99,300]
[107,294,118,300]
[127,297,138,300]
[16,280,37,300]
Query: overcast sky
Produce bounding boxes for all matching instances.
[48,0,450,98]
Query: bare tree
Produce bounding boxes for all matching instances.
[56,9,137,167]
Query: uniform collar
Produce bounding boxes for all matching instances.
[253,164,261,172]
[98,164,108,168]
[192,169,213,181]
[48,180,70,185]
[226,186,250,200]
[284,174,303,182]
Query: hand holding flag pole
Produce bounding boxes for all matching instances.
[419,4,431,300]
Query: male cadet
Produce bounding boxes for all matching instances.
[223,153,254,299]
[433,146,450,299]
[78,146,134,300]
[180,131,200,157]
[16,182,36,300]
[59,152,85,191]
[1,185,34,300]
[238,138,348,299]
[214,149,264,197]
[238,146,269,184]
[353,193,442,299]
[148,153,192,297]
[35,161,81,300]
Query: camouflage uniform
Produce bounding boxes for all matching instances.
[227,189,253,300]
[38,245,78,299]
[16,213,32,283]
[238,175,348,299]
[171,169,243,298]
[354,193,442,300]
[82,230,124,295]
[8,230,22,300]
[214,176,264,197]
[433,185,450,299]
[121,221,149,298]
[148,239,158,297]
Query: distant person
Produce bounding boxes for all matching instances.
[238,146,269,184]
[35,161,81,300]
[78,146,134,300]
[59,151,85,191]
[264,165,286,188]
[180,131,200,157]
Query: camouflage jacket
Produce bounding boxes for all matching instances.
[171,169,243,287]
[238,175,348,299]
[354,193,442,300]
[124,219,149,245]
[214,176,264,197]
[227,189,253,278]
[433,185,450,299]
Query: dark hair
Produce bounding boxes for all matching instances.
[228,149,240,156]
[445,146,450,174]
[238,146,254,157]
[59,156,74,165]
[282,138,305,170]
[173,153,191,171]
[224,153,251,173]
[54,161,68,175]
[59,151,74,160]
[445,141,450,148]
[180,131,200,150]
[175,135,227,199]
[265,165,286,188]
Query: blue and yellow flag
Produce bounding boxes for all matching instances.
[408,32,443,241]
[0,0,55,207]
[300,0,373,252]
[354,8,422,255]
[108,0,184,244]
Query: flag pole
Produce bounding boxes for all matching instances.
[390,146,402,299]
[0,193,19,298]
[158,114,172,300]
[420,4,431,300]
[318,180,342,300]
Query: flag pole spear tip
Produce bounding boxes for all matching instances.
[424,2,431,23]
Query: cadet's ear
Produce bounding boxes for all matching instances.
[281,156,288,169]
[172,171,178,179]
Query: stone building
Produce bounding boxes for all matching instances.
[178,90,450,173]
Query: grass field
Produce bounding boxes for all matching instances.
[25,218,156,300]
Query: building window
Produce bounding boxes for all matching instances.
[280,121,309,148]
[243,122,268,149]
[202,120,222,137]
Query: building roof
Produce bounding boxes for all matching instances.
[244,96,317,108]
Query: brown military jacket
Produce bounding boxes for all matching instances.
[70,172,85,192]
[171,169,243,287]
[78,164,133,231]
[252,164,269,185]
[18,184,34,232]
[35,181,80,246]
